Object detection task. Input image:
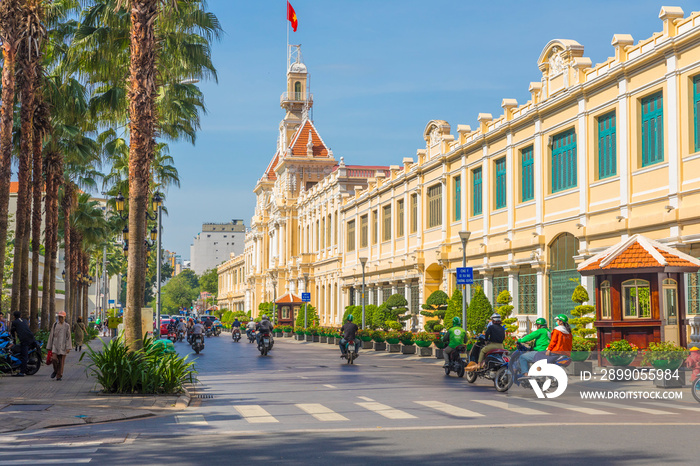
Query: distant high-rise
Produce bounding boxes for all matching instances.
[190,220,246,275]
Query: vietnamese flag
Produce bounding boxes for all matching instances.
[287,1,298,32]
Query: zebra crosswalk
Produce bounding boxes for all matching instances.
[217,396,694,426]
[0,438,117,465]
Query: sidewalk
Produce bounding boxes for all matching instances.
[0,337,190,433]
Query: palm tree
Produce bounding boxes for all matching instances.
[0,0,21,312]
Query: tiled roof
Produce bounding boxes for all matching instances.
[289,120,329,157]
[578,235,700,273]
[275,292,303,304]
[264,153,279,181]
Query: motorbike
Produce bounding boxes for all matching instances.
[213,326,221,337]
[508,342,571,393]
[443,344,466,377]
[464,335,512,392]
[168,330,177,343]
[232,327,241,342]
[692,375,700,403]
[247,330,256,343]
[191,334,205,354]
[177,329,185,342]
[258,331,273,356]
[342,339,358,365]
[205,326,213,338]
[0,333,42,375]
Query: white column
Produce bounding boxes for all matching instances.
[536,268,546,319]
[482,146,490,237]
[483,273,493,303]
[461,155,467,231]
[618,79,630,218]
[578,97,587,215]
[404,190,409,253]
[506,132,514,233]
[534,119,544,230]
[666,53,680,213]
[441,178,447,241]
[508,271,519,314]
[390,188,396,257]
[417,188,423,244]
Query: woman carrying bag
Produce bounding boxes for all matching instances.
[74,317,87,352]
[47,311,72,380]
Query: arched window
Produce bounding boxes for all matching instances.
[549,233,580,271]
[622,279,651,318]
[600,280,611,319]
[294,81,302,100]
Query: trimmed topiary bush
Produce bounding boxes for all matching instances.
[571,284,596,339]
[421,290,449,331]
[496,290,518,333]
[295,304,320,328]
[444,288,464,330]
[467,285,493,334]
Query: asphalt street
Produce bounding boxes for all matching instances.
[10,333,700,465]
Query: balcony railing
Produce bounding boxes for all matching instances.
[280,92,313,105]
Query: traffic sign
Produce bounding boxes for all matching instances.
[108,299,115,304]
[301,292,311,302]
[456,267,473,285]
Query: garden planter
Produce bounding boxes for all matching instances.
[283,332,291,338]
[305,335,313,342]
[566,360,592,376]
[320,336,327,343]
[415,341,432,348]
[327,337,335,345]
[418,346,433,357]
[401,345,416,354]
[373,342,387,351]
[295,334,304,340]
[434,348,444,359]
[312,335,320,342]
[654,370,685,389]
[362,341,373,349]
[604,352,637,367]
[650,359,684,371]
[386,338,400,345]
[387,343,401,353]
[571,351,590,362]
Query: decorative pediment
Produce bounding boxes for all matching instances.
[423,120,450,147]
[537,39,587,99]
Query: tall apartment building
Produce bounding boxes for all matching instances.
[219,8,700,346]
[190,220,246,275]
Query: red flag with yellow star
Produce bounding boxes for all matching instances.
[287,1,298,32]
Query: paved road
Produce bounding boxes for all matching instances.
[12,334,700,464]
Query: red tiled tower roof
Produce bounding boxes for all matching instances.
[288,120,329,157]
[275,292,303,304]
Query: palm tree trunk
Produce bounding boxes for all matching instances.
[40,159,54,331]
[11,66,35,318]
[61,184,72,323]
[47,159,62,329]
[70,230,79,325]
[126,0,159,350]
[0,0,20,313]
[30,105,46,332]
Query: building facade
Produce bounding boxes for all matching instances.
[220,8,700,344]
[190,220,246,275]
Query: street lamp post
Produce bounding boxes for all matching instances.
[458,231,471,328]
[271,273,277,326]
[359,257,368,329]
[303,273,309,328]
[152,193,163,338]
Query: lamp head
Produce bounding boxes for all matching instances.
[458,231,471,242]
[122,226,129,242]
[150,226,158,242]
[152,192,163,211]
[115,192,125,213]
[359,256,368,266]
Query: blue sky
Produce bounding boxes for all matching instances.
[164,0,698,261]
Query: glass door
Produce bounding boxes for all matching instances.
[663,279,679,345]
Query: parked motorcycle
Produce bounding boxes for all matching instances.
[443,344,466,377]
[258,332,273,356]
[232,328,241,342]
[342,339,358,365]
[0,333,42,375]
[464,335,512,392]
[191,334,205,354]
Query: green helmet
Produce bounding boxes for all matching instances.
[452,317,461,326]
[347,314,354,322]
[555,314,569,324]
[535,318,547,327]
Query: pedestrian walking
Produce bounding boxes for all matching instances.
[47,311,72,381]
[0,311,6,333]
[74,317,87,352]
[10,311,35,377]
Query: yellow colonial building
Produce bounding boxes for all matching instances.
[220,7,700,344]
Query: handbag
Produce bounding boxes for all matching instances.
[45,350,53,366]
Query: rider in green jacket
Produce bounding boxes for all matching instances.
[442,317,467,367]
[516,317,551,375]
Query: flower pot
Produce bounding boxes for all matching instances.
[374,342,387,351]
[650,359,684,371]
[571,351,590,362]
[387,343,401,353]
[320,336,327,343]
[434,341,446,349]
[362,341,373,349]
[312,335,319,342]
[418,346,433,357]
[415,340,432,348]
[386,338,400,345]
[327,337,335,345]
[604,351,637,366]
[360,336,372,342]
[283,332,291,338]
[434,348,444,359]
[401,345,416,354]
[305,335,313,342]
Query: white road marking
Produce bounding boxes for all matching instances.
[643,402,700,412]
[0,460,92,465]
[296,403,349,421]
[357,396,375,401]
[0,449,98,456]
[473,400,549,415]
[415,401,484,418]
[585,401,676,415]
[521,399,612,415]
[234,405,279,423]
[323,384,337,389]
[356,402,416,419]
[175,414,208,425]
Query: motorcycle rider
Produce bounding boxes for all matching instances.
[167,318,177,336]
[191,319,205,346]
[339,315,360,358]
[176,318,187,339]
[516,317,551,376]
[255,315,274,346]
[546,314,573,359]
[231,317,241,338]
[186,318,195,343]
[470,313,505,370]
[442,316,467,368]
[245,319,257,340]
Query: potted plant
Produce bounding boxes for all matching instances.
[414,331,434,348]
[602,339,638,366]
[294,326,305,340]
[571,336,595,361]
[399,331,414,346]
[642,341,690,371]
[503,335,517,352]
[385,330,400,345]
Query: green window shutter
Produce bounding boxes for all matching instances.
[454,176,461,221]
[495,157,506,209]
[551,128,577,193]
[694,76,700,152]
[641,91,664,167]
[473,167,482,216]
[598,111,616,179]
[521,145,534,202]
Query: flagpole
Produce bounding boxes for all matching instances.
[286,1,289,71]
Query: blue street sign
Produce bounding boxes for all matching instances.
[108,299,115,304]
[301,292,311,302]
[456,267,473,285]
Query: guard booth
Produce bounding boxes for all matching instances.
[578,235,700,350]
[275,292,303,327]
